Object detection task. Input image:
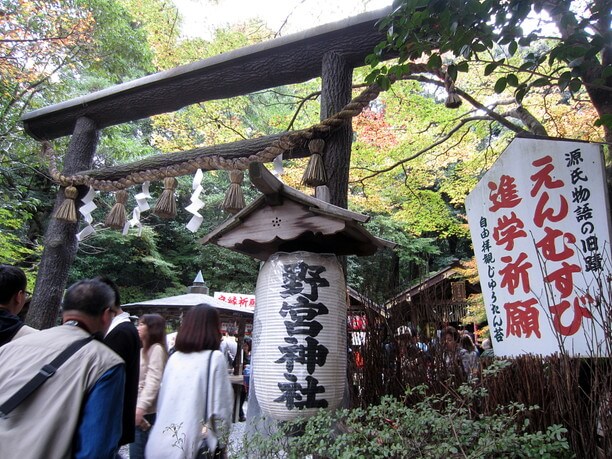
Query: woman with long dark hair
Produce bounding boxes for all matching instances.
[146,304,232,458]
[130,314,168,459]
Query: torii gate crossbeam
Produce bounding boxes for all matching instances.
[22,8,390,141]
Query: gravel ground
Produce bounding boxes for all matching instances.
[117,402,247,458]
[228,418,247,456]
[118,444,129,458]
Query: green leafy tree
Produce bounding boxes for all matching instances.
[348,78,476,285]
[355,0,611,344]
[0,0,154,279]
[68,227,181,303]
[347,215,441,302]
[367,0,611,142]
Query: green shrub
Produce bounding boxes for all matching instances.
[234,363,571,458]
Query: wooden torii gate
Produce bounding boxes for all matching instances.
[22,8,394,329]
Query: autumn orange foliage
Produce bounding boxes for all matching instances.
[0,0,95,90]
[352,107,399,149]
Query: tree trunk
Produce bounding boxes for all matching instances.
[320,52,353,209]
[26,117,99,329]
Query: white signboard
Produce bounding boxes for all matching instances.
[214,291,256,311]
[466,137,610,357]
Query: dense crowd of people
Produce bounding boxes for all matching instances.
[388,323,493,387]
[1,263,493,458]
[0,264,236,459]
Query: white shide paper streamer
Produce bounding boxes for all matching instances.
[76,187,97,241]
[185,169,205,233]
[122,207,143,237]
[272,153,284,180]
[134,181,151,212]
[122,182,150,236]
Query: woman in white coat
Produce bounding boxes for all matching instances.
[146,304,233,459]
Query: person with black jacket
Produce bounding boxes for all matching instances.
[0,264,36,346]
[98,276,141,450]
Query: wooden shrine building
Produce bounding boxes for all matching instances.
[122,273,253,332]
[384,260,481,334]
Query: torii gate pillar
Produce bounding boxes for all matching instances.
[26,117,99,329]
[319,52,353,209]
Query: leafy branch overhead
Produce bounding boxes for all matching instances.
[367,0,612,139]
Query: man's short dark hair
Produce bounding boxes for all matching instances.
[0,265,27,304]
[94,276,121,307]
[62,279,115,317]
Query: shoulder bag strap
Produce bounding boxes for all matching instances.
[0,335,95,418]
[203,350,214,422]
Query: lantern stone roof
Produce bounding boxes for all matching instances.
[200,162,396,261]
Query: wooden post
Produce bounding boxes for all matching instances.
[319,55,352,426]
[320,52,353,277]
[319,52,353,210]
[26,117,99,329]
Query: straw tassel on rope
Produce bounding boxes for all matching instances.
[54,186,79,223]
[301,139,327,187]
[222,170,245,214]
[154,177,178,219]
[105,190,128,229]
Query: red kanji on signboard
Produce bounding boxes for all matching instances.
[493,212,527,250]
[530,155,564,197]
[544,261,581,299]
[488,175,522,212]
[504,297,541,338]
[535,227,576,262]
[549,294,594,336]
[499,252,533,295]
[534,192,569,228]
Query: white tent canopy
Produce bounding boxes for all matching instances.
[123,293,254,317]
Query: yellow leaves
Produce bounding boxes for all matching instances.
[528,92,603,142]
[350,189,389,214]
[121,0,182,71]
[278,160,308,190]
